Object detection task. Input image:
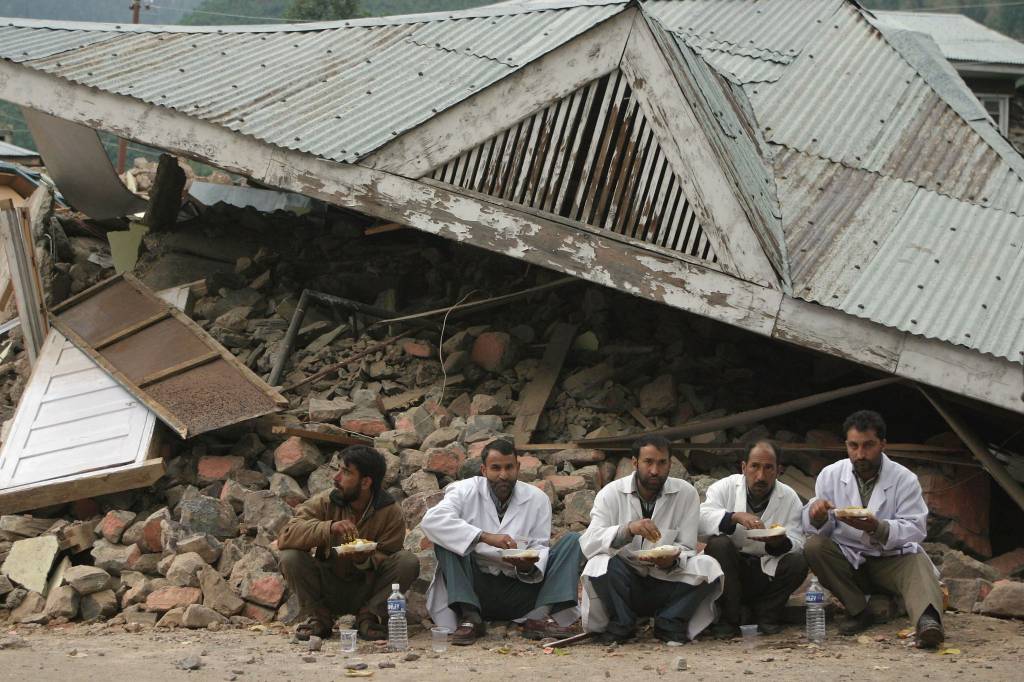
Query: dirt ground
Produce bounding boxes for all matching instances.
[0,611,1021,681]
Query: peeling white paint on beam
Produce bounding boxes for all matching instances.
[1,60,1021,414]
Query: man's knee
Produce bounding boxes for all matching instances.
[279,548,314,578]
[704,534,735,558]
[803,534,832,561]
[390,550,421,586]
[777,550,810,584]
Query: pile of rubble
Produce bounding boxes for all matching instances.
[0,198,1021,628]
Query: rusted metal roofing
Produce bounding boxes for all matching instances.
[0,3,623,164]
[49,274,287,438]
[872,10,1024,68]
[2,0,1023,364]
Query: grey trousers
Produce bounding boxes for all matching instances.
[279,548,419,625]
[804,535,943,626]
[434,531,584,621]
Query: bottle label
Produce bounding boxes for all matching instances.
[387,598,405,614]
[805,592,825,605]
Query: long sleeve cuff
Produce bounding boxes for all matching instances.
[718,512,736,534]
[611,524,633,549]
[872,519,890,545]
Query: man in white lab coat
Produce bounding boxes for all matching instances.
[580,435,723,644]
[700,441,807,638]
[421,439,583,646]
[803,410,944,649]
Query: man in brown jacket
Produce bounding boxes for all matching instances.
[278,445,419,641]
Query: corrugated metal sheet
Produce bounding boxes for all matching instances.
[657,23,786,283]
[6,3,623,163]
[839,189,1024,361]
[872,10,1024,67]
[0,25,119,62]
[644,0,843,63]
[0,140,38,157]
[698,49,787,84]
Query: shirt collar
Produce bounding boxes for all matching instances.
[488,481,515,512]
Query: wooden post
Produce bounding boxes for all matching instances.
[510,322,577,447]
[0,199,47,364]
[142,153,186,230]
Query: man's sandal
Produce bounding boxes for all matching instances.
[295,617,332,642]
[451,621,485,646]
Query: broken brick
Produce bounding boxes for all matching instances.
[273,437,324,477]
[196,456,246,485]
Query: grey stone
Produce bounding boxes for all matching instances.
[175,653,203,670]
[179,495,239,539]
[79,589,118,621]
[400,470,439,496]
[308,397,355,421]
[421,427,461,451]
[462,415,504,443]
[44,584,79,619]
[1,535,60,594]
[228,547,277,590]
[269,473,308,506]
[199,565,244,616]
[306,465,340,497]
[63,565,111,595]
[0,515,53,538]
[182,603,229,629]
[242,490,293,537]
[978,580,1024,619]
[563,363,613,399]
[174,533,223,564]
[11,590,45,623]
[166,552,208,588]
[940,550,1000,582]
[638,374,677,416]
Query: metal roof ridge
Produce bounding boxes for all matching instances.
[0,1,628,34]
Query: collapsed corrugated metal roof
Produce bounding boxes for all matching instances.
[0,1,1022,407]
[0,2,621,164]
[872,9,1024,68]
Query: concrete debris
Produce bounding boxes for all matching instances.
[1,535,60,594]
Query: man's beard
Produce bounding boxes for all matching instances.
[853,459,879,478]
[637,472,666,495]
[490,479,514,500]
[337,485,360,503]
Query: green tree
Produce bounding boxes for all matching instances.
[284,0,361,21]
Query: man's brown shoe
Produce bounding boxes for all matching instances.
[520,617,578,640]
[838,607,874,636]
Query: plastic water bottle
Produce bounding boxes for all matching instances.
[805,575,826,644]
[387,583,408,651]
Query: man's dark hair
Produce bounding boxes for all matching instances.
[481,438,516,464]
[340,445,386,495]
[632,434,672,459]
[843,410,887,440]
[746,440,781,464]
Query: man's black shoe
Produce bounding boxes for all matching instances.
[838,607,874,636]
[915,610,944,649]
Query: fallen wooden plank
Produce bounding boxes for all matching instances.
[629,407,656,431]
[364,222,404,236]
[271,425,371,446]
[0,199,47,364]
[780,469,815,502]
[0,458,165,515]
[510,322,577,447]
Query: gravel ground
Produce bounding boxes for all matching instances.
[0,611,1021,682]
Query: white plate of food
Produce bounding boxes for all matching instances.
[500,548,540,560]
[635,545,681,560]
[835,506,874,520]
[335,539,378,554]
[746,526,787,539]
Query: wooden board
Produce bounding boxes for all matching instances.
[510,322,577,447]
[50,273,287,438]
[0,458,165,515]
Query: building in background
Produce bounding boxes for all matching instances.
[874,10,1024,149]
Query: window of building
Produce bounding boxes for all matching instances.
[978,94,1011,136]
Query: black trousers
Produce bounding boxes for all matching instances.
[703,535,808,626]
[590,554,718,641]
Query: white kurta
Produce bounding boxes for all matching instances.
[579,474,723,640]
[802,454,934,571]
[421,477,575,629]
[698,474,805,577]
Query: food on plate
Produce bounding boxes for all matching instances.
[835,506,873,519]
[335,538,378,554]
[501,548,540,560]
[636,545,681,561]
[746,526,787,539]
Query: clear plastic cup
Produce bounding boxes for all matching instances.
[431,626,449,653]
[740,624,758,651]
[339,628,357,653]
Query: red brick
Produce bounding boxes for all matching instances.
[339,415,390,437]
[531,480,557,506]
[423,444,467,477]
[920,469,991,557]
[241,601,276,623]
[273,437,323,477]
[241,571,286,608]
[518,455,542,482]
[470,332,516,373]
[145,586,202,612]
[197,456,246,485]
[97,510,136,544]
[401,339,435,358]
[545,474,587,497]
[987,548,1024,578]
[139,509,171,554]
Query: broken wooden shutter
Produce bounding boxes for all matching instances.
[430,70,722,267]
